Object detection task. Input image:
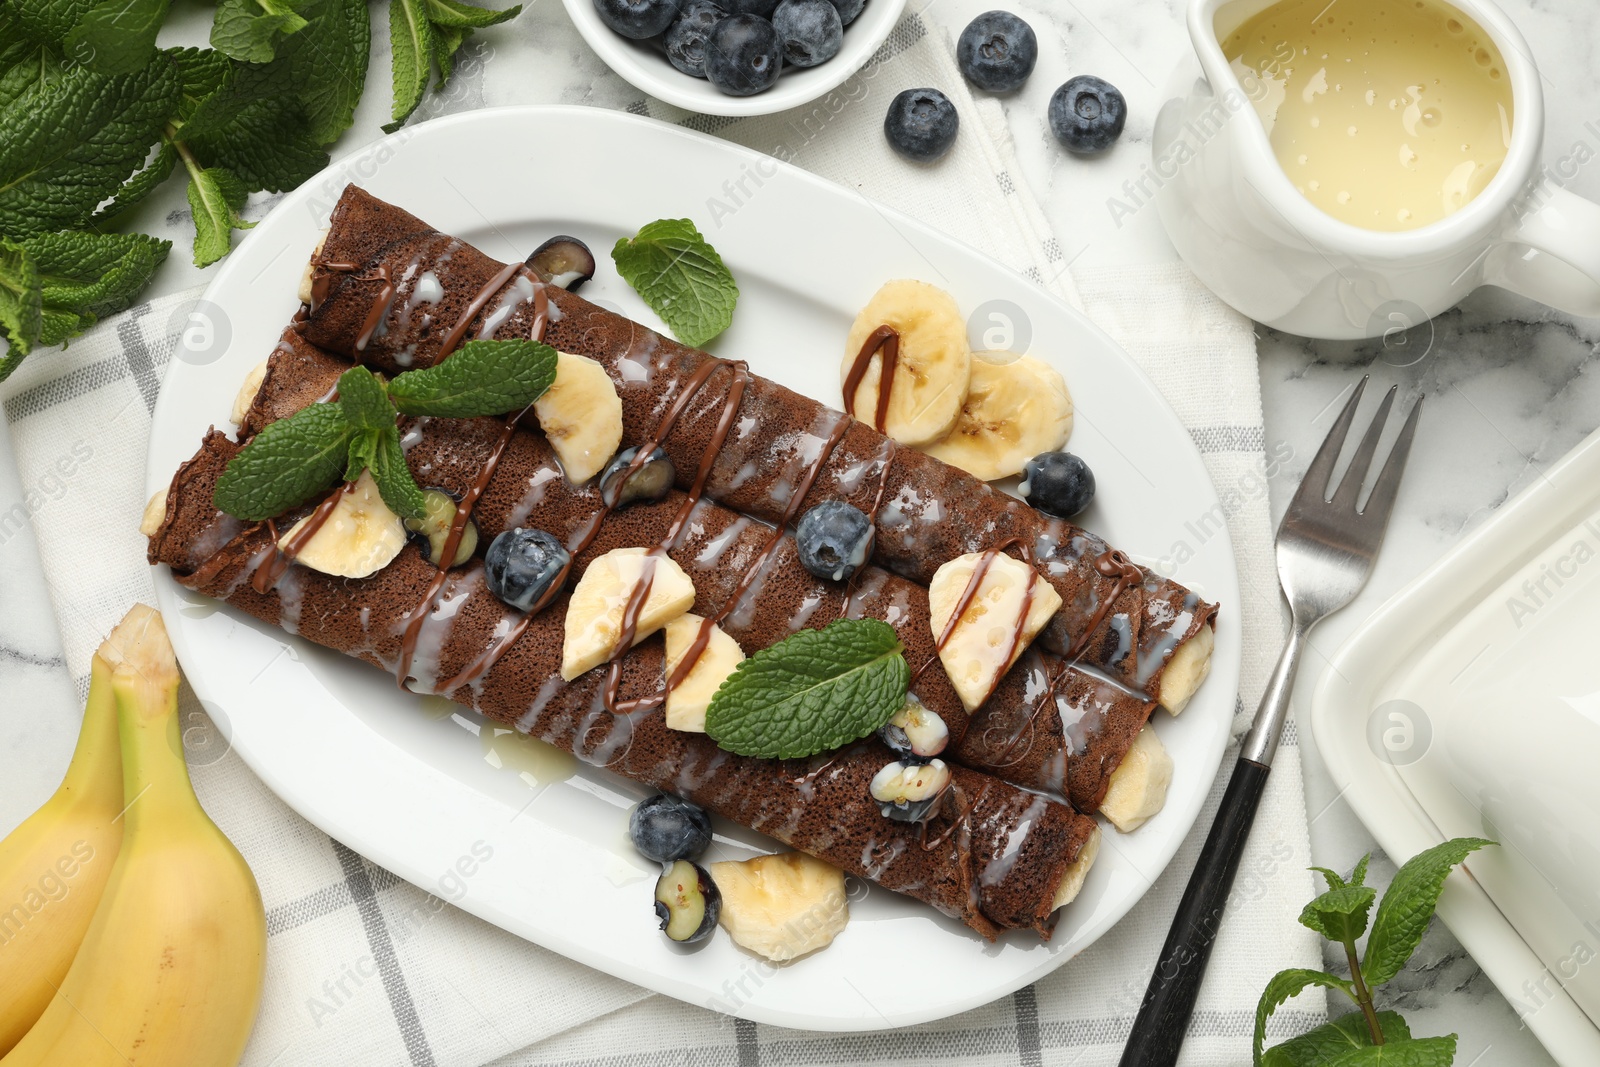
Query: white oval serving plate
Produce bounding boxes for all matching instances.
[562,0,905,117]
[1311,426,1600,1067]
[145,105,1240,1031]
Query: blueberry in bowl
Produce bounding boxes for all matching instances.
[705,14,784,96]
[883,87,959,162]
[956,11,1037,93]
[663,0,726,76]
[1049,75,1126,155]
[772,0,842,67]
[594,0,681,39]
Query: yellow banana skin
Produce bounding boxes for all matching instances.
[2,606,266,1067]
[0,653,124,1054]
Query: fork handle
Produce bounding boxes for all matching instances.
[1116,755,1272,1067]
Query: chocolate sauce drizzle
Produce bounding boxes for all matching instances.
[842,324,899,433]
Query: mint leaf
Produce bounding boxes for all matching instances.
[388,338,558,418]
[385,0,434,133]
[92,142,177,224]
[1349,853,1370,888]
[1264,1011,1412,1067]
[425,0,519,28]
[26,230,169,348]
[1322,1036,1457,1066]
[274,0,368,145]
[65,0,169,74]
[185,163,254,268]
[1364,838,1492,986]
[1253,969,1354,1067]
[0,238,44,368]
[612,219,738,349]
[1298,884,1376,944]
[214,402,354,520]
[0,58,181,238]
[10,0,100,44]
[369,423,426,520]
[705,619,908,760]
[337,366,394,431]
[210,0,308,63]
[177,58,328,191]
[0,36,66,111]
[1311,867,1347,891]
[433,23,467,85]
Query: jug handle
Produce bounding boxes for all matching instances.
[1485,186,1600,316]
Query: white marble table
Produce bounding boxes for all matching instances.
[4,0,1598,1062]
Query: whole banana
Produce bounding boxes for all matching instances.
[0,647,124,1054]
[2,605,266,1067]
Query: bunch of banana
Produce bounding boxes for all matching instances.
[0,605,265,1067]
[842,281,1074,480]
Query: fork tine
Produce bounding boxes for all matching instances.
[1330,385,1397,511]
[1290,376,1368,511]
[1358,395,1423,531]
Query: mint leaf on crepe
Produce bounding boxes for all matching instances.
[210,0,309,63]
[184,163,254,267]
[388,339,558,418]
[0,239,43,374]
[612,219,738,349]
[65,0,170,74]
[1253,969,1354,1066]
[215,403,354,520]
[333,366,426,519]
[705,619,908,760]
[1363,838,1492,986]
[385,0,435,133]
[1263,1012,1413,1067]
[337,366,394,431]
[367,423,427,520]
[0,57,180,238]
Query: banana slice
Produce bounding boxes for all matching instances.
[1157,623,1214,715]
[534,351,624,484]
[140,488,169,538]
[298,231,327,305]
[921,352,1073,481]
[561,547,696,680]
[709,852,849,962]
[1052,825,1101,910]
[231,359,270,427]
[663,614,744,732]
[928,551,1062,712]
[1099,726,1173,833]
[280,471,406,580]
[841,280,971,447]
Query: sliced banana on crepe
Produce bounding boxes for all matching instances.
[928,551,1062,712]
[534,351,624,485]
[841,280,971,447]
[922,351,1073,481]
[561,547,696,680]
[231,359,269,427]
[280,471,406,580]
[710,852,850,962]
[1157,623,1214,715]
[1099,726,1173,833]
[1052,825,1101,910]
[663,613,744,733]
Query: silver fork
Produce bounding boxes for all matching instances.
[1118,376,1423,1067]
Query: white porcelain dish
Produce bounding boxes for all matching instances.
[144,106,1240,1030]
[1311,426,1600,1066]
[562,0,905,117]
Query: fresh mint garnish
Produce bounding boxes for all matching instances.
[611,219,738,349]
[384,0,520,132]
[704,619,908,760]
[1254,838,1492,1066]
[214,340,556,522]
[213,403,355,521]
[388,338,558,418]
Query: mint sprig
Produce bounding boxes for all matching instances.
[213,340,556,523]
[704,619,908,760]
[611,219,738,349]
[1254,838,1493,1066]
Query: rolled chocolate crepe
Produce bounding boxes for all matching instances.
[147,430,1100,939]
[299,185,1218,713]
[240,329,1157,815]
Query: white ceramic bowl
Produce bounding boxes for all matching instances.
[563,0,907,117]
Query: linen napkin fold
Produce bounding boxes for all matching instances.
[0,10,1320,1067]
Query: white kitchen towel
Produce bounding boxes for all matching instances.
[0,11,1321,1067]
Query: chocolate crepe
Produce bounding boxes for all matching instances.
[148,429,1099,939]
[299,186,1217,708]
[241,329,1156,813]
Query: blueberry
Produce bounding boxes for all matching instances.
[724,0,778,16]
[599,446,677,508]
[771,0,841,67]
[483,527,571,612]
[1048,75,1126,154]
[824,0,863,25]
[663,1,725,76]
[594,0,681,38]
[1019,451,1095,518]
[795,500,873,582]
[630,794,714,862]
[705,14,783,96]
[654,859,720,943]
[883,88,959,163]
[956,11,1037,92]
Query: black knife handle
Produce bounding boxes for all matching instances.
[1117,756,1272,1067]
